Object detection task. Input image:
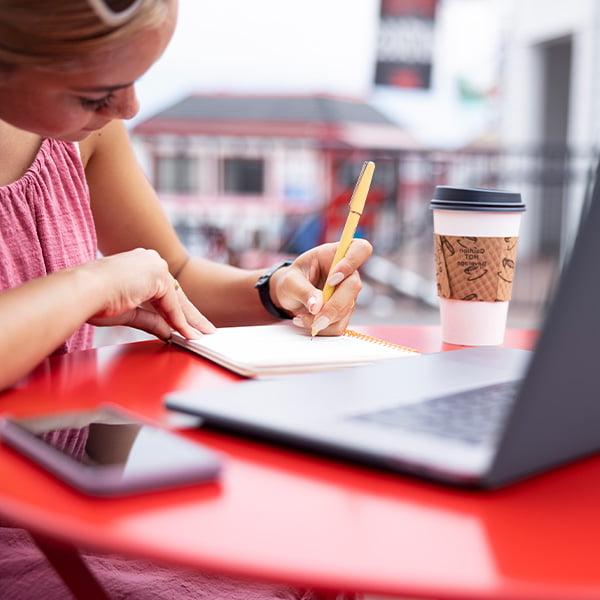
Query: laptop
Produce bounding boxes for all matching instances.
[167,166,600,488]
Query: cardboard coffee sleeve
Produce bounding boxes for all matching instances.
[435,235,519,302]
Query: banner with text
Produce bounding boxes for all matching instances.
[375,0,438,89]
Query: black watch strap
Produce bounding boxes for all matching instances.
[254,260,293,319]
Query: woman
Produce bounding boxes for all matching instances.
[0,0,369,597]
[0,0,371,390]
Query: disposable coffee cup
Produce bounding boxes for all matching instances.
[431,186,526,346]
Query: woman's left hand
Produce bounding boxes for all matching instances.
[269,239,373,336]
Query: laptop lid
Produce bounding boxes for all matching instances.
[167,346,530,484]
[487,159,600,486]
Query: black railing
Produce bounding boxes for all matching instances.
[301,146,598,311]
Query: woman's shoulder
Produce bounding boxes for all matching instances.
[79,120,130,170]
[0,121,43,188]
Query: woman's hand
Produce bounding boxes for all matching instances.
[269,239,373,336]
[82,249,215,340]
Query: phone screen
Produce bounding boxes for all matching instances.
[6,408,221,491]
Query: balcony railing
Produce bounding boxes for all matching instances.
[161,145,599,325]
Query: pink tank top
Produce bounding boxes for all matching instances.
[0,138,97,354]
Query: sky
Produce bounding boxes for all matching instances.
[134,0,512,147]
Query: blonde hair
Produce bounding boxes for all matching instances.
[0,0,168,70]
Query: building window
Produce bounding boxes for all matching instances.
[156,156,198,193]
[223,158,264,195]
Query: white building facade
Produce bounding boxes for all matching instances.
[501,0,600,257]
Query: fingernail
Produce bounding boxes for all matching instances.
[292,316,304,328]
[326,272,344,287]
[311,315,330,333]
[307,296,319,314]
[189,328,204,339]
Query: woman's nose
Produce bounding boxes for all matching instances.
[104,86,140,120]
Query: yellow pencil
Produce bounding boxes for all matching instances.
[311,160,375,337]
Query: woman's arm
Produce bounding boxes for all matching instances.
[0,266,105,389]
[0,250,214,391]
[82,120,275,326]
[83,121,372,333]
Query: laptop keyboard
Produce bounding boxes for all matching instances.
[352,381,521,446]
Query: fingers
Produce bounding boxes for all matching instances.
[126,307,173,340]
[291,310,312,329]
[175,285,216,334]
[324,238,372,288]
[292,306,353,336]
[285,239,371,336]
[92,286,215,341]
[91,307,173,340]
[314,311,352,337]
[89,250,215,340]
[276,267,324,316]
[291,273,361,336]
[311,239,370,336]
[311,271,362,336]
[151,281,212,340]
[274,239,371,320]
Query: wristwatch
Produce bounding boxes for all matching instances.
[255,260,293,319]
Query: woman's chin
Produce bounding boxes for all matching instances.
[57,129,95,142]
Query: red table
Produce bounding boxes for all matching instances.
[2,325,600,600]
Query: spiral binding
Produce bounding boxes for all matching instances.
[343,329,419,354]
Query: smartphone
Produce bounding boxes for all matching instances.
[0,406,222,496]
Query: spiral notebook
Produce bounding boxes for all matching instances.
[170,324,418,377]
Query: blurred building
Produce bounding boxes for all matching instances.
[500,0,600,259]
[133,93,414,265]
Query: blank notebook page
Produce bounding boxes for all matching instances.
[171,324,417,377]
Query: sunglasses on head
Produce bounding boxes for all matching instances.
[87,0,144,26]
